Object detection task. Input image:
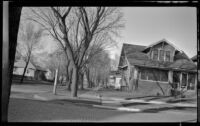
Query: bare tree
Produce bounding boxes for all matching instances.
[25,7,124,97]
[17,22,43,83]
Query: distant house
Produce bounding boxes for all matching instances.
[118,39,197,96]
[13,59,36,79]
[13,59,48,81]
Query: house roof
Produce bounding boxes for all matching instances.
[143,39,183,53]
[14,59,36,69]
[119,41,197,72]
[191,55,197,61]
[123,43,146,54]
[34,65,48,72]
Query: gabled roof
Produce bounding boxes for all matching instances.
[123,43,146,54]
[143,39,183,53]
[14,59,36,69]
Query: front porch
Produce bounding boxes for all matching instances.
[168,70,197,92]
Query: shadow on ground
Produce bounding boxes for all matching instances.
[8,98,128,122]
[142,106,196,113]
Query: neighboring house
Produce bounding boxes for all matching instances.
[191,55,197,65]
[109,70,122,89]
[13,59,36,79]
[191,55,199,88]
[118,39,197,96]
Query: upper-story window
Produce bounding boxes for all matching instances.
[152,49,171,62]
[152,49,158,60]
[165,51,170,62]
[159,50,164,61]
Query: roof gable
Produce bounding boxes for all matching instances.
[143,39,183,53]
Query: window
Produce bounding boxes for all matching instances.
[159,50,164,61]
[140,68,168,82]
[152,49,158,60]
[160,70,168,82]
[148,70,155,81]
[140,69,147,80]
[152,49,171,62]
[187,73,195,90]
[165,51,170,62]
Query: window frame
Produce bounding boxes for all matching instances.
[165,51,171,62]
[151,48,171,62]
[139,68,168,82]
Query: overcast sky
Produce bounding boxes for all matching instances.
[110,7,197,59]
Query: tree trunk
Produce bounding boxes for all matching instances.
[71,66,79,97]
[53,69,58,95]
[20,57,30,83]
[79,73,84,90]
[66,66,72,91]
[2,4,21,122]
[86,69,91,88]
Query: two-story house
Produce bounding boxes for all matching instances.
[118,39,197,96]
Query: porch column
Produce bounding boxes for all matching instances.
[180,72,182,90]
[133,67,138,80]
[133,67,139,90]
[195,73,197,92]
[168,70,173,84]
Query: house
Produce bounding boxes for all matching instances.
[13,59,36,79]
[13,59,48,81]
[118,39,197,96]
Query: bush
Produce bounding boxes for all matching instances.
[170,89,186,98]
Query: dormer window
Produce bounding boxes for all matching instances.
[151,49,171,62]
[152,49,158,60]
[159,50,164,61]
[165,51,170,62]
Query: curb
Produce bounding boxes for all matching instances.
[33,94,197,108]
[92,105,141,112]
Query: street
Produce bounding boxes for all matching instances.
[8,98,196,122]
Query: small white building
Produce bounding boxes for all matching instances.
[109,70,122,89]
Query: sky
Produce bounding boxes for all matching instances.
[19,7,197,59]
[110,7,197,59]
